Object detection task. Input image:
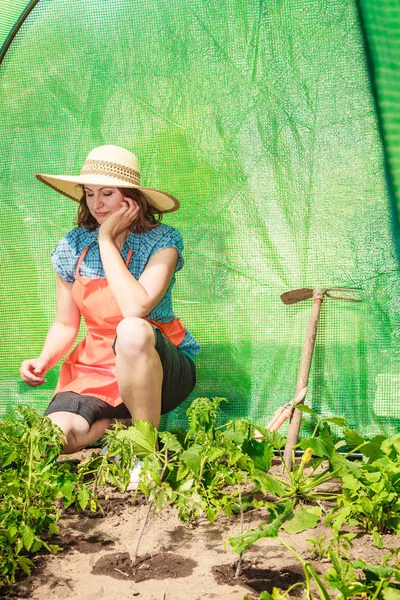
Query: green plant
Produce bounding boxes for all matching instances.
[136,398,267,524]
[353,555,400,599]
[386,548,400,571]
[308,531,357,561]
[326,432,400,545]
[123,398,354,530]
[324,550,367,598]
[100,398,400,600]
[77,420,145,494]
[0,406,85,587]
[230,511,331,600]
[243,591,288,599]
[308,532,400,599]
[247,538,400,600]
[324,552,400,599]
[251,406,350,504]
[307,533,328,561]
[229,502,294,575]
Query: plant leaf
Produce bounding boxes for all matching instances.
[242,439,274,472]
[48,522,60,536]
[222,429,246,445]
[344,428,365,447]
[181,446,202,476]
[259,592,274,600]
[352,559,399,580]
[271,590,287,600]
[154,490,168,511]
[22,525,35,551]
[176,463,189,481]
[252,427,286,450]
[382,588,400,600]
[118,420,157,455]
[360,435,387,460]
[298,437,326,457]
[252,471,287,497]
[60,480,75,505]
[16,556,33,576]
[158,431,182,452]
[372,530,384,549]
[320,416,347,427]
[296,404,318,417]
[77,487,90,511]
[229,502,293,555]
[341,473,361,493]
[282,507,321,534]
[7,524,18,540]
[381,434,400,460]
[179,478,194,492]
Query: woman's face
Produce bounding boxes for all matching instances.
[84,185,126,223]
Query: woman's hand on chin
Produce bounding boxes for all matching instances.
[98,198,140,242]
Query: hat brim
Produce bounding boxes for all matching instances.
[36,173,180,213]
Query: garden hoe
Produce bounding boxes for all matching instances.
[279,287,362,470]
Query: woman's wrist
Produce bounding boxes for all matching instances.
[98,231,115,244]
[37,355,51,370]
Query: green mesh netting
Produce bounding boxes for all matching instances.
[1,0,400,436]
[358,0,400,223]
[0,1,31,49]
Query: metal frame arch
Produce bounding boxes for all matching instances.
[0,0,41,66]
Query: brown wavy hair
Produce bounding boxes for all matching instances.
[76,187,163,233]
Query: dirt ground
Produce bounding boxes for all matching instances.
[5,461,400,600]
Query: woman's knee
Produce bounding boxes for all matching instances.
[116,317,156,358]
[47,413,110,453]
[47,411,90,443]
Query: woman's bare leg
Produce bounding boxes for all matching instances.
[47,412,112,454]
[115,317,163,428]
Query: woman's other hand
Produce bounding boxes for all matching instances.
[98,197,140,242]
[20,357,49,387]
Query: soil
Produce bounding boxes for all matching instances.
[92,552,197,581]
[3,458,399,600]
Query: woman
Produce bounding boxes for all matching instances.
[20,145,200,486]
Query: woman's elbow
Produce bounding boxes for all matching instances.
[54,317,80,332]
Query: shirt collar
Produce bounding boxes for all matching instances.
[86,227,139,251]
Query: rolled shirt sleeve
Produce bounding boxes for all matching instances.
[51,231,79,283]
[149,227,184,272]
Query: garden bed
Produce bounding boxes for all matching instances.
[4,461,399,600]
[1,400,399,600]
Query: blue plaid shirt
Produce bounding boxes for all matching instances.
[51,224,200,356]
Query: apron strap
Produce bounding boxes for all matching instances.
[75,246,90,278]
[125,248,134,266]
[75,246,133,279]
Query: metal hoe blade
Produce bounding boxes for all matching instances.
[280,287,363,305]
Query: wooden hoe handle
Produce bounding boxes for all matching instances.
[283,289,324,470]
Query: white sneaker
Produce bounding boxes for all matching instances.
[127,457,144,491]
[99,445,121,465]
[101,447,143,492]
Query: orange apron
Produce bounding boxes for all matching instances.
[55,246,186,407]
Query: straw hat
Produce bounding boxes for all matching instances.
[36,145,180,212]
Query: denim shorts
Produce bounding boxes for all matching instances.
[44,327,196,426]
